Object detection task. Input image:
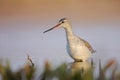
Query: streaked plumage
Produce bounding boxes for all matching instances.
[43,18,95,62]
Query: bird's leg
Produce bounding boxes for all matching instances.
[74,59,83,62]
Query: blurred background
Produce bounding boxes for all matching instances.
[0,0,120,70]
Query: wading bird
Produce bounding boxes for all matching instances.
[43,18,95,62]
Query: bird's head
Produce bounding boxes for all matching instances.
[43,18,71,33]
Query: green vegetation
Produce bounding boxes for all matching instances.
[0,57,120,80]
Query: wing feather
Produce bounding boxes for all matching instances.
[80,38,96,54]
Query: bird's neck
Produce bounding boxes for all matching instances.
[64,24,74,40]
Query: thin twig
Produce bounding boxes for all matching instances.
[27,54,34,67]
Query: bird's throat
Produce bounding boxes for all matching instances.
[64,26,74,43]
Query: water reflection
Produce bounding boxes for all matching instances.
[68,61,92,74]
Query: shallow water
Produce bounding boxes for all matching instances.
[0,23,120,72]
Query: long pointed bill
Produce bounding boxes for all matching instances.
[43,23,61,33]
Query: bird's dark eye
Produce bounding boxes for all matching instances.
[61,21,64,23]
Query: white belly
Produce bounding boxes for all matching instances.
[67,44,91,61]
